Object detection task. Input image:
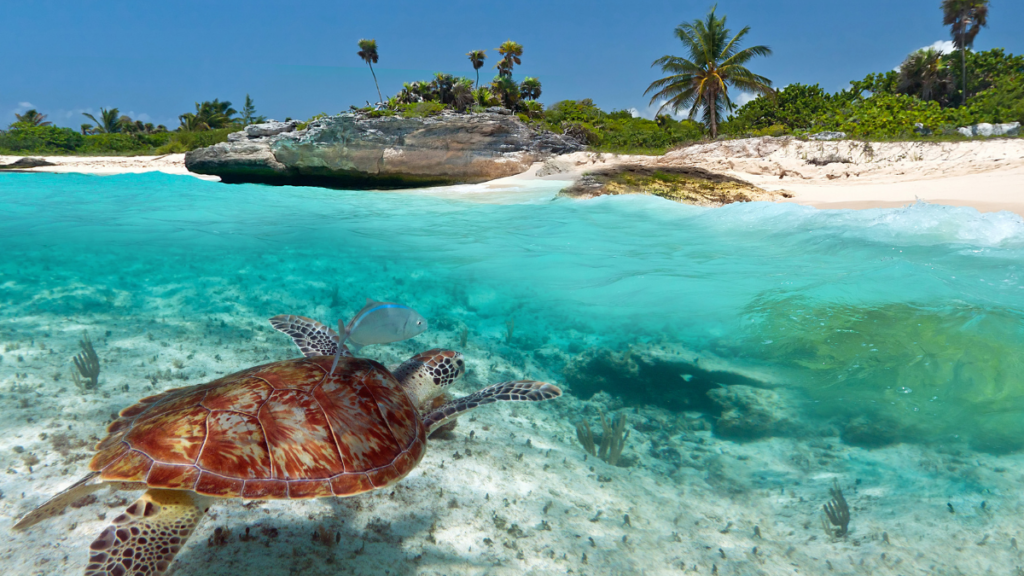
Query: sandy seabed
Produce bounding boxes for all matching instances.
[2,318,1023,575]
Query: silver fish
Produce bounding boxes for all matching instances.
[331,299,428,373]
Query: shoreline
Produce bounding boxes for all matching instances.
[4,137,1023,216]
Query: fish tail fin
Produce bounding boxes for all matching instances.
[330,319,349,375]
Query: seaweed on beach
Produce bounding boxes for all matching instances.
[71,332,100,391]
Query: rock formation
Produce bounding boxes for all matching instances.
[185,112,583,189]
[557,164,785,206]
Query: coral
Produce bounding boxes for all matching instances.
[575,412,630,466]
[71,332,100,391]
[821,480,850,538]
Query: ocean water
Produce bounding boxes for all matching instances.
[3,172,1024,574]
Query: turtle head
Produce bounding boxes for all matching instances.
[392,348,465,410]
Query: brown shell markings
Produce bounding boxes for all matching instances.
[90,356,426,500]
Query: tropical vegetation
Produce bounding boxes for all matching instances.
[1,96,267,155]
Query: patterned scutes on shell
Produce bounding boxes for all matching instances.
[90,356,426,499]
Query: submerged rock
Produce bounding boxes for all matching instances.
[562,345,782,413]
[707,384,798,440]
[186,112,583,189]
[556,164,785,206]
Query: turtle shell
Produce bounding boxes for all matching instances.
[90,356,426,499]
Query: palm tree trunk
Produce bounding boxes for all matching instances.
[475,69,480,89]
[961,33,967,107]
[708,91,718,138]
[368,63,383,105]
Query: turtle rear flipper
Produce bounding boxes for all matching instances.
[13,472,104,530]
[422,380,562,435]
[85,489,210,576]
[269,315,350,358]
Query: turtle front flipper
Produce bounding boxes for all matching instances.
[269,315,351,358]
[85,489,211,576]
[422,380,562,435]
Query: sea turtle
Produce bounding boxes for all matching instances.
[14,315,561,576]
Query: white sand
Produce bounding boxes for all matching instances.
[523,137,1024,216]
[0,154,218,180]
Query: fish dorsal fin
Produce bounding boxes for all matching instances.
[365,298,375,306]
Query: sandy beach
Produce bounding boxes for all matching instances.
[5,138,1024,215]
[525,137,1024,216]
[0,154,217,180]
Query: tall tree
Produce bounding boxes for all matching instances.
[13,109,52,127]
[357,39,383,104]
[644,6,773,138]
[240,94,265,125]
[467,50,487,88]
[495,41,523,78]
[942,0,989,106]
[82,108,122,134]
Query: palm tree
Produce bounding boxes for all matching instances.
[451,79,475,112]
[519,77,542,100]
[467,50,487,88]
[942,0,989,106]
[357,39,383,104]
[82,108,122,134]
[14,109,52,127]
[490,76,521,110]
[898,49,954,104]
[644,6,773,138]
[495,40,523,78]
[178,112,208,132]
[432,73,456,105]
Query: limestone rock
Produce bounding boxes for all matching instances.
[244,120,298,138]
[186,111,582,189]
[0,156,56,169]
[808,131,846,141]
[557,164,784,206]
[957,122,1020,138]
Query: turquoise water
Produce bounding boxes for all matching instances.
[3,172,1024,448]
[4,172,1024,573]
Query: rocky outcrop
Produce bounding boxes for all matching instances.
[557,164,786,206]
[0,157,56,169]
[186,112,583,189]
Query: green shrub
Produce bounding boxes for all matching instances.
[83,133,144,153]
[0,126,85,153]
[297,113,329,130]
[154,128,233,154]
[725,84,838,134]
[751,124,788,137]
[829,93,973,137]
[138,132,173,148]
[400,101,445,118]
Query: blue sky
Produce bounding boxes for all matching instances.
[3,0,1022,129]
